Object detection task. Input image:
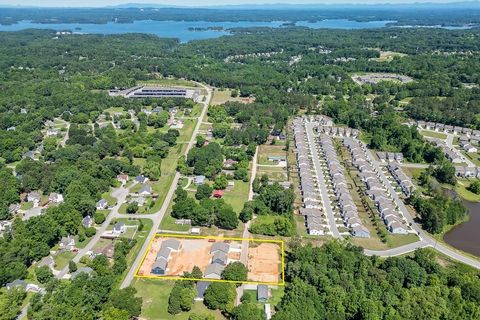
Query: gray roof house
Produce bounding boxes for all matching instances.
[96,199,108,210]
[71,267,94,279]
[151,257,168,275]
[195,281,211,301]
[135,175,148,184]
[6,279,26,290]
[82,215,93,228]
[212,251,228,265]
[113,222,126,234]
[162,239,182,251]
[204,263,225,279]
[194,175,206,185]
[138,184,152,195]
[210,242,230,254]
[257,284,269,302]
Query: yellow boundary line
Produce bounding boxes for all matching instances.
[134,233,285,286]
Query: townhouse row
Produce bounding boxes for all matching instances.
[318,134,370,238]
[293,118,326,236]
[343,138,410,234]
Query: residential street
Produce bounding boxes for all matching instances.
[367,150,480,269]
[120,83,212,288]
[305,122,341,238]
[57,183,134,278]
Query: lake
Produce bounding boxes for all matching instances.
[444,199,480,257]
[0,19,395,42]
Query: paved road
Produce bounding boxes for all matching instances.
[236,146,258,305]
[305,123,341,238]
[367,149,480,269]
[57,183,133,278]
[120,83,212,288]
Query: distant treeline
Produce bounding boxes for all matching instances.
[1,5,480,27]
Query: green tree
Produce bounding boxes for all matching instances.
[68,261,77,273]
[467,180,480,194]
[221,262,248,282]
[35,266,53,284]
[127,202,139,214]
[204,282,236,313]
[196,184,213,200]
[94,211,106,224]
[232,303,266,320]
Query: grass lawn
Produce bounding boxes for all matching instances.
[257,167,287,182]
[133,279,225,320]
[386,233,420,247]
[20,202,33,210]
[462,152,480,167]
[53,251,75,269]
[104,107,126,115]
[270,286,285,307]
[199,123,212,131]
[258,145,287,165]
[456,180,480,202]
[419,130,447,140]
[222,179,250,213]
[211,89,232,105]
[75,235,93,249]
[101,191,117,207]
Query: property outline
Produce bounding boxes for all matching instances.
[134,233,285,286]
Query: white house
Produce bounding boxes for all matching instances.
[48,193,64,204]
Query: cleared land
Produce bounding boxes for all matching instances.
[137,235,283,284]
[247,242,282,284]
[351,73,413,85]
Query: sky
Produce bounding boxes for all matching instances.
[0,0,469,8]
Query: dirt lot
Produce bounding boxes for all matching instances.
[247,243,281,283]
[138,237,215,277]
[138,236,282,283]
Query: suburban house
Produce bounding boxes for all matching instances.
[22,150,36,160]
[351,225,370,238]
[71,267,94,279]
[257,284,269,302]
[117,174,129,184]
[204,262,225,279]
[0,220,13,234]
[213,190,224,198]
[59,236,75,251]
[27,191,41,207]
[48,193,64,204]
[82,215,93,228]
[267,155,287,164]
[135,175,149,184]
[195,281,211,301]
[96,199,108,210]
[212,251,228,265]
[138,184,152,196]
[151,239,182,275]
[5,279,26,290]
[46,129,59,137]
[194,175,206,185]
[113,222,126,234]
[223,159,237,168]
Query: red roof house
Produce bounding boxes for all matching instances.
[213,190,224,198]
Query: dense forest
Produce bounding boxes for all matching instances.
[273,241,480,320]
